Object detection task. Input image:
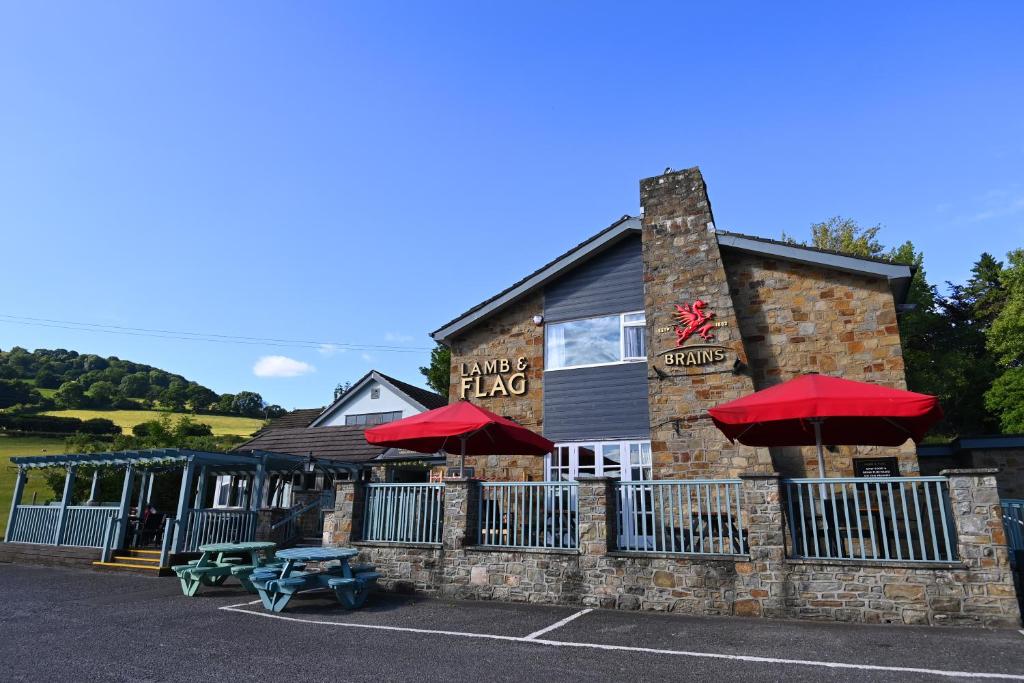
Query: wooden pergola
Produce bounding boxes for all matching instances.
[4,448,358,565]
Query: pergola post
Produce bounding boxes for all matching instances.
[194,466,208,509]
[53,465,78,545]
[251,456,268,512]
[115,465,136,550]
[87,469,100,504]
[172,459,197,553]
[4,467,27,542]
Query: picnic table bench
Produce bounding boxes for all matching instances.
[249,547,380,612]
[172,541,282,597]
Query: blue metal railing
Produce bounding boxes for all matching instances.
[783,477,957,563]
[7,505,60,544]
[614,480,746,555]
[477,482,578,549]
[1002,499,1024,568]
[62,506,119,547]
[362,483,444,544]
[182,508,258,551]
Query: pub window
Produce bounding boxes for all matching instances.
[545,311,646,370]
[345,410,402,426]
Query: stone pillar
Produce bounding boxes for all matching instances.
[639,167,764,478]
[576,476,615,556]
[441,477,477,552]
[943,468,1021,627]
[324,479,365,547]
[734,473,786,618]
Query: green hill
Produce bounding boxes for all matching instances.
[42,409,264,437]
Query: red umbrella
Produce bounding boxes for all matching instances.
[707,374,943,477]
[365,400,554,475]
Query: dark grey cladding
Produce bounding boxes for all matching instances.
[542,363,650,442]
[543,234,644,323]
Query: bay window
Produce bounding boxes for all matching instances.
[545,311,647,370]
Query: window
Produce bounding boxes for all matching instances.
[544,440,651,481]
[370,387,381,399]
[344,411,402,426]
[545,312,646,370]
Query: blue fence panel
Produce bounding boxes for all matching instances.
[614,480,746,555]
[182,509,258,551]
[783,477,957,563]
[7,505,60,544]
[1002,499,1024,568]
[362,483,444,544]
[477,482,578,549]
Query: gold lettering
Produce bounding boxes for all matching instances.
[470,362,481,376]
[665,353,675,366]
[499,358,510,373]
[713,348,726,361]
[516,356,528,371]
[489,375,509,397]
[685,351,697,366]
[508,373,527,395]
[483,359,497,374]
[459,377,473,400]
[472,376,486,399]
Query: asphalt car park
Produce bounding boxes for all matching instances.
[2,563,1023,682]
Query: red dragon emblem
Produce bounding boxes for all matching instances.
[674,299,716,345]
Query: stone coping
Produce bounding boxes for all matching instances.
[353,541,442,550]
[939,468,999,476]
[785,557,967,571]
[463,544,580,556]
[608,551,751,562]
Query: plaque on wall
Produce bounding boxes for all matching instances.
[445,467,475,478]
[853,457,899,478]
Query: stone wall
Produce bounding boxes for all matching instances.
[962,450,1024,500]
[639,168,767,478]
[725,251,917,477]
[446,290,546,481]
[328,472,1021,628]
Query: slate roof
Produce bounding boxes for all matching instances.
[431,215,917,342]
[375,371,448,411]
[233,425,385,463]
[265,408,323,429]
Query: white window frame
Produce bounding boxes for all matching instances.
[544,439,651,482]
[544,311,647,372]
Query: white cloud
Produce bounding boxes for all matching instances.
[964,187,1024,223]
[318,343,346,357]
[253,355,315,378]
[361,352,374,363]
[384,332,414,343]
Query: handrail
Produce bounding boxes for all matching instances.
[783,476,948,483]
[271,497,322,530]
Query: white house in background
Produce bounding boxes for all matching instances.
[214,370,449,508]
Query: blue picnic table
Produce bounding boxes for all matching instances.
[171,541,280,597]
[249,547,380,612]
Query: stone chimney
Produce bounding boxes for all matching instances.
[639,167,768,477]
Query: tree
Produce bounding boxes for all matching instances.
[54,380,88,409]
[86,380,117,408]
[783,216,885,258]
[186,384,217,412]
[118,372,149,398]
[0,379,42,409]
[215,393,236,414]
[334,381,352,401]
[34,367,61,389]
[231,391,265,417]
[419,343,451,397]
[985,249,1024,432]
[160,381,188,411]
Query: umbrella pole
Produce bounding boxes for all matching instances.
[813,420,826,478]
[459,436,467,478]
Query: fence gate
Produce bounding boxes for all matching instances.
[1002,499,1024,611]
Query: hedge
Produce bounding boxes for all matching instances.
[0,414,122,435]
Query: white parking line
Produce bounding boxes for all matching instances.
[219,604,1024,680]
[523,608,592,640]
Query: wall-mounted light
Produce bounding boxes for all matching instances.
[532,315,544,325]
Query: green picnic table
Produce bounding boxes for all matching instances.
[249,547,381,612]
[172,541,279,597]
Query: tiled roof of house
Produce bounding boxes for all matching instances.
[375,371,448,411]
[265,408,323,429]
[233,425,384,463]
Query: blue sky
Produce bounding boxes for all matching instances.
[1,2,1022,409]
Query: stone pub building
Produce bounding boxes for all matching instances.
[327,167,1019,627]
[432,167,917,483]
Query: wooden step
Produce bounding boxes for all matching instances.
[92,561,162,571]
[118,551,161,563]
[125,549,161,557]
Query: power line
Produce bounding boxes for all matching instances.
[0,313,432,353]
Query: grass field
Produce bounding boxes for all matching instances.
[0,435,66,536]
[42,410,265,437]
